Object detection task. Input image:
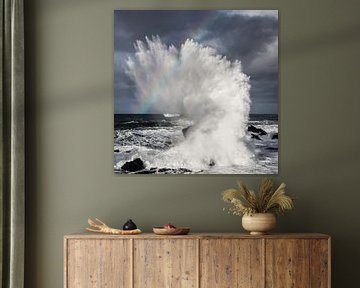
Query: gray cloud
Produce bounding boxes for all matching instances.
[222,10,278,19]
[114,10,278,114]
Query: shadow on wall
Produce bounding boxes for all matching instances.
[32,24,360,113]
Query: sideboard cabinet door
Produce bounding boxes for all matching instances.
[310,239,330,288]
[265,239,329,288]
[66,239,131,288]
[134,239,198,288]
[266,239,309,288]
[200,239,264,288]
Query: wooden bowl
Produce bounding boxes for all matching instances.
[153,227,190,235]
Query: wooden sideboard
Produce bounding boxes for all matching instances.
[64,233,330,288]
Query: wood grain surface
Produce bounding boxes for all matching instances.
[309,239,330,288]
[64,234,330,288]
[200,239,264,288]
[265,239,310,287]
[65,233,330,240]
[133,239,198,288]
[65,239,131,288]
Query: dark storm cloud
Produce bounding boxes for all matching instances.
[114,10,216,52]
[114,10,278,114]
[196,13,277,66]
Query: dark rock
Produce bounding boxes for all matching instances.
[135,169,157,174]
[179,168,192,173]
[121,158,145,172]
[158,168,178,174]
[114,149,120,153]
[272,133,278,139]
[248,125,267,135]
[157,167,192,174]
[251,133,261,140]
[123,219,137,230]
[182,126,193,137]
[266,147,278,151]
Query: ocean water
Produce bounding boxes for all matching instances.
[114,114,278,174]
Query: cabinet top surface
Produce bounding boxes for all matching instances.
[64,232,330,240]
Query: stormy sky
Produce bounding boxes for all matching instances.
[114,10,278,114]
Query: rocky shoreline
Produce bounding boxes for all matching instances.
[115,124,278,174]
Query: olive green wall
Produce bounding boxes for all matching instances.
[24,0,360,287]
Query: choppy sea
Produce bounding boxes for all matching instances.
[114,114,278,174]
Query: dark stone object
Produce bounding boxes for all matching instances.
[158,168,170,173]
[179,168,192,173]
[272,133,278,139]
[157,168,192,174]
[123,219,137,230]
[114,149,120,153]
[135,168,157,174]
[182,126,193,137]
[251,133,261,140]
[121,158,145,172]
[266,147,278,151]
[248,125,267,135]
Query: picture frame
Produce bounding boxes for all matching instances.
[114,10,279,175]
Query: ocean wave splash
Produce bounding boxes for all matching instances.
[124,36,254,170]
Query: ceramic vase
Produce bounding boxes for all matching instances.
[242,213,276,235]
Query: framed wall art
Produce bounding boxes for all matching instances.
[114,10,278,174]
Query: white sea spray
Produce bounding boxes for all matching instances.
[125,36,254,170]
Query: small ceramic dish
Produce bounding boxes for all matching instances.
[153,227,190,235]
